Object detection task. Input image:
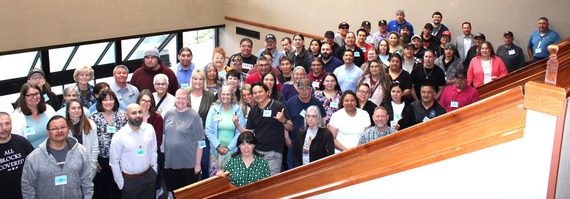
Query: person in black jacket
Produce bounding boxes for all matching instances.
[382,82,414,130]
[292,105,334,167]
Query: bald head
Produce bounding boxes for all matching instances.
[126,104,143,127]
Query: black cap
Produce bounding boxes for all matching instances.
[378,20,387,26]
[361,21,371,27]
[338,22,349,29]
[324,31,335,38]
[474,33,486,40]
[401,24,411,30]
[405,43,416,49]
[503,31,514,37]
[265,34,276,42]
[455,68,467,78]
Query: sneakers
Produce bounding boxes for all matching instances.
[156,188,164,198]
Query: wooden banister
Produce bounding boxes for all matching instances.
[225,16,324,40]
[174,172,235,199]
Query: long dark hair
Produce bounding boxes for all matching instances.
[66,98,92,136]
[16,83,47,115]
[96,90,120,112]
[232,131,264,158]
[339,90,359,109]
[318,72,342,91]
[262,72,279,100]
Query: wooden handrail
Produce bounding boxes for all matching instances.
[174,172,235,199]
[201,87,526,198]
[225,16,324,40]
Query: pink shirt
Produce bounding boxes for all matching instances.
[467,56,508,87]
[438,84,480,112]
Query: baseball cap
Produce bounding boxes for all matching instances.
[411,35,422,41]
[474,33,486,40]
[401,24,411,30]
[297,78,312,89]
[455,69,467,78]
[265,34,276,42]
[230,55,243,63]
[338,22,349,29]
[444,43,456,50]
[442,31,451,37]
[325,31,335,38]
[378,20,387,26]
[28,68,45,79]
[396,10,405,15]
[503,31,514,37]
[361,21,371,27]
[405,43,416,49]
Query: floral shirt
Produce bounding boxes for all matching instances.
[89,110,127,158]
[224,154,270,187]
[78,84,97,108]
[313,90,342,124]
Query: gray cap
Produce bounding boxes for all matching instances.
[144,48,160,58]
[297,78,312,89]
[444,43,456,50]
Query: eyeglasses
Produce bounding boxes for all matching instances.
[306,115,318,119]
[48,126,68,131]
[258,64,270,67]
[25,93,41,98]
[358,90,370,94]
[154,83,168,87]
[140,99,151,104]
[340,27,349,29]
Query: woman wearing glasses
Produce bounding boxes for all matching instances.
[12,83,57,148]
[152,74,176,117]
[292,105,334,167]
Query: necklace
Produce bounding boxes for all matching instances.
[423,67,434,79]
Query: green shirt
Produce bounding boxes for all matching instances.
[224,154,270,187]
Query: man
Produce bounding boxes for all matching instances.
[431,11,449,40]
[421,23,440,51]
[130,48,179,95]
[454,22,475,63]
[438,69,480,112]
[463,33,486,70]
[173,47,195,89]
[22,115,93,198]
[0,112,34,199]
[110,65,140,106]
[333,32,365,67]
[371,20,389,48]
[323,31,340,53]
[256,34,285,68]
[400,24,412,46]
[411,50,446,101]
[306,58,326,87]
[387,10,415,36]
[403,43,422,73]
[497,31,526,73]
[435,43,464,85]
[227,38,258,73]
[335,22,349,47]
[110,104,157,198]
[321,43,343,73]
[245,57,281,90]
[227,54,248,85]
[411,35,426,61]
[358,107,396,145]
[285,78,326,169]
[281,37,294,57]
[527,17,561,62]
[278,57,293,83]
[356,29,374,62]
[333,49,363,92]
[410,83,446,125]
[361,21,372,36]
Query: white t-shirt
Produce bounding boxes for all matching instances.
[329,108,371,153]
[482,59,493,84]
[302,128,318,165]
[190,94,202,113]
[153,92,175,118]
[391,101,405,121]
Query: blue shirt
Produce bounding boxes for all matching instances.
[175,62,195,88]
[323,57,343,73]
[387,20,414,36]
[527,29,560,59]
[333,64,363,92]
[285,96,326,141]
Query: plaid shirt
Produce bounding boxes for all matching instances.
[358,126,396,145]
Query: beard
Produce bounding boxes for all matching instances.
[129,118,143,126]
[322,52,330,59]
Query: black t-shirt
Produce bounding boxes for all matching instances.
[246,99,290,152]
[0,134,34,199]
[410,65,446,98]
[333,46,365,67]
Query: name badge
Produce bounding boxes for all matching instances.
[107,125,117,133]
[394,113,402,121]
[181,83,189,89]
[508,49,515,55]
[312,81,320,88]
[24,127,35,136]
[213,114,222,121]
[347,76,354,82]
[263,110,272,117]
[55,175,67,186]
[354,51,361,57]
[535,48,542,54]
[360,47,366,52]
[423,116,430,122]
[300,109,306,117]
[199,140,206,149]
[136,148,145,156]
[450,101,459,108]
[43,94,49,101]
[330,102,339,108]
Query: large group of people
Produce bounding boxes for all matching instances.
[0,10,562,198]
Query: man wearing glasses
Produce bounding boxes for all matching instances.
[22,115,94,198]
[438,69,480,112]
[410,83,446,126]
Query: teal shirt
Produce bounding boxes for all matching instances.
[224,154,270,187]
[24,113,50,148]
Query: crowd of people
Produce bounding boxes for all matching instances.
[0,9,562,198]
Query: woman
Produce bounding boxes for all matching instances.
[358,60,392,106]
[356,84,377,126]
[381,83,413,130]
[387,54,412,98]
[56,86,90,116]
[205,63,222,94]
[205,86,246,177]
[262,72,286,103]
[89,90,127,199]
[153,74,176,116]
[137,89,164,192]
[163,88,205,192]
[65,98,99,176]
[328,90,370,153]
[467,41,508,87]
[281,66,307,101]
[11,83,56,148]
[27,68,60,110]
[306,57,326,87]
[313,72,343,124]
[239,84,255,120]
[225,69,243,100]
[88,82,127,113]
[212,47,228,81]
[387,32,403,55]
[378,39,391,66]
[308,39,322,59]
[188,68,217,181]
[74,66,97,108]
[215,132,270,187]
[290,33,312,71]
[292,105,334,167]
